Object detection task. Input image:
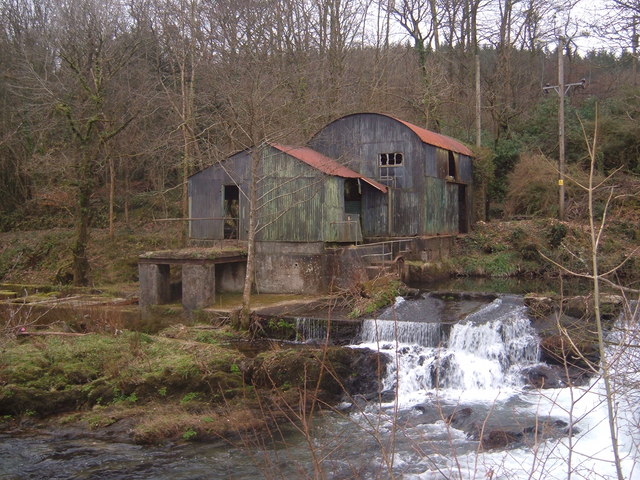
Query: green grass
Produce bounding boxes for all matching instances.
[0,330,243,417]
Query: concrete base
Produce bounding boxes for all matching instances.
[254,242,328,294]
[216,262,246,293]
[139,264,170,306]
[182,264,216,310]
[139,236,457,309]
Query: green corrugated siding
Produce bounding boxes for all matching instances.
[446,182,459,232]
[322,178,345,242]
[261,148,316,178]
[255,147,326,242]
[257,176,324,242]
[393,190,421,236]
[424,177,459,234]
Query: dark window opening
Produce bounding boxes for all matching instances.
[224,185,239,239]
[344,178,361,215]
[448,152,457,179]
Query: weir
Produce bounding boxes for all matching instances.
[359,319,446,347]
[355,295,541,395]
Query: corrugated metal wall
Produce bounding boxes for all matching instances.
[361,183,388,237]
[189,152,250,240]
[310,113,472,237]
[257,147,339,242]
[423,177,459,234]
[189,113,473,242]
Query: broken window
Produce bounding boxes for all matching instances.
[448,151,457,179]
[379,153,404,186]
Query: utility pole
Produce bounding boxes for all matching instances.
[558,35,565,221]
[543,36,586,221]
[475,53,481,148]
[633,16,638,86]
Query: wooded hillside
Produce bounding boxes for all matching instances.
[1,0,639,284]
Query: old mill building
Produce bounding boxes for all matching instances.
[140,113,473,309]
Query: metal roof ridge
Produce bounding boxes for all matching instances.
[269,143,387,193]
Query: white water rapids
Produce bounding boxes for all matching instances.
[344,294,640,479]
[358,297,539,403]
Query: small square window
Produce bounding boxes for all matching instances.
[378,153,404,186]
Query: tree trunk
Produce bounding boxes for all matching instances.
[124,159,130,227]
[240,147,261,329]
[108,154,115,239]
[72,150,94,286]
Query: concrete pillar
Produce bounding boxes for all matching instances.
[182,264,216,310]
[139,263,171,306]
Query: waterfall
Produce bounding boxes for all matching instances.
[357,297,540,399]
[295,317,327,342]
[359,319,445,347]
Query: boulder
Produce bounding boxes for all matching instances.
[521,364,591,389]
[539,334,599,370]
[481,430,523,450]
[445,407,473,429]
[250,346,389,401]
[523,295,555,320]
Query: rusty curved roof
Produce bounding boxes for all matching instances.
[315,113,474,157]
[388,115,474,157]
[270,143,388,193]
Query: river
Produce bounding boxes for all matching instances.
[1,292,639,479]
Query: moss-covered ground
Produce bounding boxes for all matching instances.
[0,323,381,444]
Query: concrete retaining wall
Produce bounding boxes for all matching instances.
[254,242,329,294]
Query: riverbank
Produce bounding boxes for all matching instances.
[1,216,638,446]
[0,322,386,444]
[404,218,639,287]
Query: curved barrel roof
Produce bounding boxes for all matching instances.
[316,113,474,157]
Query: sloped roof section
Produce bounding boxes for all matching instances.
[271,143,388,193]
[384,115,474,157]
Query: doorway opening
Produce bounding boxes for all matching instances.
[344,178,361,215]
[224,185,239,239]
[448,152,457,179]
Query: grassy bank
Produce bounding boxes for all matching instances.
[407,218,639,288]
[0,324,384,444]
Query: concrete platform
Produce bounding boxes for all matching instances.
[138,247,247,310]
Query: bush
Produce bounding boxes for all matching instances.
[504,153,557,217]
[504,152,602,219]
[548,223,567,248]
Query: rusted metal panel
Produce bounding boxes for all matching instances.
[390,115,474,156]
[270,144,387,193]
